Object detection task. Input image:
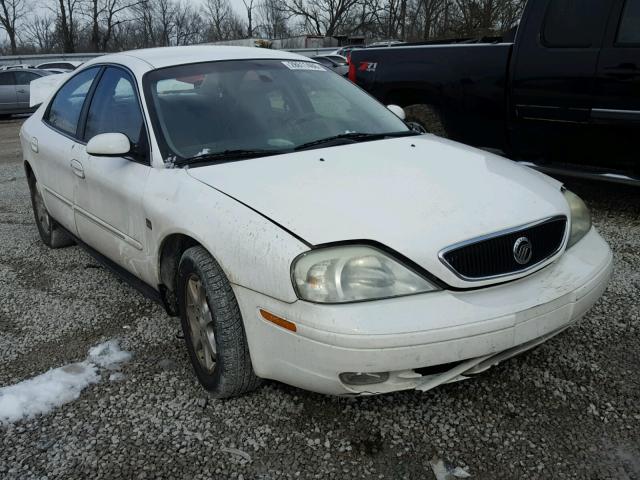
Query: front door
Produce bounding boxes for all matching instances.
[591,0,640,173]
[73,66,151,278]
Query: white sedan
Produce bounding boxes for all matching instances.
[20,46,613,397]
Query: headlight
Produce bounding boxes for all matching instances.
[563,189,591,249]
[292,245,439,303]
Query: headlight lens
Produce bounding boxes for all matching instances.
[292,245,439,303]
[563,189,591,249]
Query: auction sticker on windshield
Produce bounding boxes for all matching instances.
[281,61,325,71]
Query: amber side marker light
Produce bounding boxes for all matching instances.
[260,309,297,332]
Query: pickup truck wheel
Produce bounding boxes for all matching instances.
[177,246,261,398]
[28,177,74,248]
[404,104,449,138]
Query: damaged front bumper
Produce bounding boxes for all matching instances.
[234,227,613,396]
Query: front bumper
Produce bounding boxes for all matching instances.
[233,228,613,395]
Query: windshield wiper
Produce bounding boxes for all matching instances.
[294,131,418,151]
[173,149,283,167]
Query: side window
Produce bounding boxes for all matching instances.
[542,0,610,47]
[617,0,640,45]
[46,67,100,136]
[0,72,14,86]
[84,67,145,152]
[15,71,38,86]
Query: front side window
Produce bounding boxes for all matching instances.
[46,67,100,136]
[144,59,409,162]
[83,67,145,150]
[542,0,610,47]
[617,0,640,44]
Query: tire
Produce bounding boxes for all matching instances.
[28,176,74,248]
[404,104,449,138]
[177,246,261,398]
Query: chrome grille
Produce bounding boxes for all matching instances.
[440,216,567,281]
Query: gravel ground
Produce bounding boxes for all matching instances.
[0,118,638,479]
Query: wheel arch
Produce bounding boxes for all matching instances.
[157,232,202,315]
[24,160,34,182]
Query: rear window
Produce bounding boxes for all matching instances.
[617,0,640,45]
[542,0,610,47]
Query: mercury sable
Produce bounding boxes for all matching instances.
[20,46,613,397]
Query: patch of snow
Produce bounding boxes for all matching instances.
[108,372,125,382]
[88,340,132,369]
[196,148,210,156]
[430,457,471,480]
[0,362,99,425]
[0,340,132,425]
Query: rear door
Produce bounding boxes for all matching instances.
[37,67,101,234]
[0,71,17,112]
[591,0,640,171]
[509,0,615,160]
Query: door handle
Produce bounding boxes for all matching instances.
[70,159,85,178]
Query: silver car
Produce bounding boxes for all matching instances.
[0,69,53,118]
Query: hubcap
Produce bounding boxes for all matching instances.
[185,275,217,373]
[33,184,50,233]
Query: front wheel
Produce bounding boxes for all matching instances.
[177,246,261,398]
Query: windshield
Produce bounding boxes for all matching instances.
[143,59,409,163]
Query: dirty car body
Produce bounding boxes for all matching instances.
[20,46,613,396]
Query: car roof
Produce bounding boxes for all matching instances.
[88,45,311,70]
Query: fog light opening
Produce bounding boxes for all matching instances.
[339,372,390,386]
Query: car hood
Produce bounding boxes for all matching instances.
[187,135,568,288]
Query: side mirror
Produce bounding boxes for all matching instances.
[86,133,131,156]
[386,104,406,120]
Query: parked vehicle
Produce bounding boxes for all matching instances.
[0,69,53,118]
[321,54,348,65]
[43,68,71,75]
[35,61,83,71]
[350,0,640,183]
[21,46,612,398]
[0,64,35,70]
[311,55,349,76]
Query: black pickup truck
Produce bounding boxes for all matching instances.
[349,0,640,183]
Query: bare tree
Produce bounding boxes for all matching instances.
[203,0,243,41]
[241,0,254,37]
[50,0,81,52]
[24,14,57,52]
[83,0,143,51]
[0,0,24,54]
[256,0,289,39]
[285,0,362,36]
[174,0,203,45]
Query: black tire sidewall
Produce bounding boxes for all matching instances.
[177,252,224,391]
[28,177,53,247]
